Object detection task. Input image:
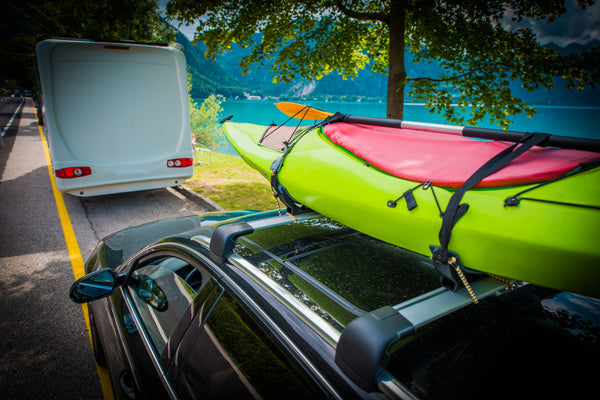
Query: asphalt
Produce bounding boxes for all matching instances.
[0,98,103,399]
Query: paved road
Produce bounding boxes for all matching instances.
[0,99,214,399]
[0,97,21,125]
[1,97,24,148]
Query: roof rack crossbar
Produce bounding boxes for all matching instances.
[335,277,508,392]
[238,236,367,317]
[394,277,506,328]
[208,211,321,264]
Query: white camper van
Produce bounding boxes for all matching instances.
[36,39,194,196]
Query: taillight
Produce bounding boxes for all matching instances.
[55,167,92,179]
[167,158,193,168]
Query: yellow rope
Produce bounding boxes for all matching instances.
[488,273,521,289]
[450,257,479,304]
[271,171,282,216]
[286,212,298,224]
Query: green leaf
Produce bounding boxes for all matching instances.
[165,0,600,127]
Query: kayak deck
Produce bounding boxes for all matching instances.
[324,122,600,189]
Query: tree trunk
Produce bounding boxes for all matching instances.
[386,0,406,120]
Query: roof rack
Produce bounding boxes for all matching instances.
[334,276,509,391]
[200,211,513,392]
[207,211,322,263]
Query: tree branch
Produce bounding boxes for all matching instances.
[407,71,473,83]
[334,1,389,24]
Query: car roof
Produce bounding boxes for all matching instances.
[186,210,600,398]
[193,211,507,332]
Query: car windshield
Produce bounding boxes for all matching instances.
[234,218,441,329]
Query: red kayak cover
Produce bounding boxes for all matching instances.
[324,122,600,189]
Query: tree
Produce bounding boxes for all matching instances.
[22,0,175,44]
[166,0,599,127]
[189,92,225,150]
[0,0,175,88]
[187,67,225,150]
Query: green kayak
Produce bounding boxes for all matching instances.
[222,116,600,298]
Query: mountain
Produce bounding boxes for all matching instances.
[510,40,600,106]
[180,29,600,106]
[214,38,388,101]
[175,31,245,99]
[547,39,600,56]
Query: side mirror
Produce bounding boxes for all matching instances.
[69,269,123,304]
[130,275,168,312]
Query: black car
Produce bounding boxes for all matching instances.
[70,209,600,400]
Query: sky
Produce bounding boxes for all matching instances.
[159,0,600,48]
[504,0,600,46]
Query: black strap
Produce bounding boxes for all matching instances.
[270,157,306,214]
[432,132,551,289]
[388,180,445,217]
[270,113,344,214]
[504,159,600,209]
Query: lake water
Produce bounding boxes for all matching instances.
[215,100,600,155]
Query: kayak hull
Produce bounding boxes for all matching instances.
[223,121,600,298]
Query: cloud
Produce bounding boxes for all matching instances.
[504,0,600,47]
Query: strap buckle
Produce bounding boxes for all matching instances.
[430,246,482,303]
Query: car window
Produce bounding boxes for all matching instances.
[176,290,327,400]
[128,255,206,354]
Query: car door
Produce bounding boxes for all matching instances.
[169,270,329,399]
[109,250,210,399]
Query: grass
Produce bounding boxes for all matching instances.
[185,151,278,211]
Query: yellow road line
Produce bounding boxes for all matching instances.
[37,121,114,400]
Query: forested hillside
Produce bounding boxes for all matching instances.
[213,36,390,101]
[180,29,600,106]
[176,31,245,99]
